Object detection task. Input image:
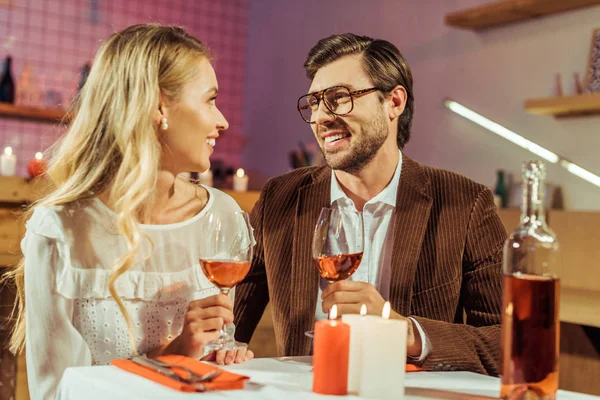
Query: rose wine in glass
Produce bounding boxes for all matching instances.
[313,253,363,282]
[200,260,252,290]
[306,207,364,338]
[198,210,254,354]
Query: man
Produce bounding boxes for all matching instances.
[234,33,505,375]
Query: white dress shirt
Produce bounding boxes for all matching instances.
[315,151,430,360]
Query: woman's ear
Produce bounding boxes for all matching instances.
[387,85,408,121]
[154,93,169,127]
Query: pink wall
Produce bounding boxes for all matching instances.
[242,0,600,210]
[0,0,247,176]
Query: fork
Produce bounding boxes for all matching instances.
[131,357,213,392]
[144,357,221,383]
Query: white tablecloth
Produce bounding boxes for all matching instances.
[56,356,597,399]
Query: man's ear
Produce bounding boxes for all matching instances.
[386,85,407,121]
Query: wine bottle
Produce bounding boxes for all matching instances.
[494,169,508,208]
[0,56,15,103]
[501,160,560,400]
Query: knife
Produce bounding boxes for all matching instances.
[130,356,209,392]
[132,356,183,381]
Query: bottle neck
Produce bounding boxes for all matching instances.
[521,177,545,225]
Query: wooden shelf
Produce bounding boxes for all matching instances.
[0,176,41,204]
[0,102,69,123]
[524,93,600,117]
[445,0,600,30]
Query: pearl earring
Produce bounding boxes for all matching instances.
[160,117,168,131]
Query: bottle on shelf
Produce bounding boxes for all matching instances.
[16,63,41,107]
[494,169,508,208]
[36,74,46,107]
[44,72,64,109]
[501,160,560,400]
[17,63,31,106]
[0,55,15,104]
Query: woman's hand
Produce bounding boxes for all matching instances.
[202,347,255,365]
[155,294,233,359]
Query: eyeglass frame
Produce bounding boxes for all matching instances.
[297,85,384,124]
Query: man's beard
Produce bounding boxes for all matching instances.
[320,109,388,173]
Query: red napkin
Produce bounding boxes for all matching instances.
[406,363,423,372]
[112,355,249,392]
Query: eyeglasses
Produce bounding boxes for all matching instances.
[297,85,382,124]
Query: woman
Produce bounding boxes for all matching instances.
[5,24,254,400]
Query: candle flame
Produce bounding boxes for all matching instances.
[4,147,12,156]
[329,304,338,320]
[236,168,245,178]
[360,304,367,316]
[35,152,43,160]
[382,301,391,320]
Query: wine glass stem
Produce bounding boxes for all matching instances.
[219,287,232,343]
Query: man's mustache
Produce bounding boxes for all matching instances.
[318,120,351,136]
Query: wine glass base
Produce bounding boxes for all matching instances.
[204,340,248,354]
[304,330,314,339]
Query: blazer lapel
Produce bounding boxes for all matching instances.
[288,167,331,356]
[389,155,433,316]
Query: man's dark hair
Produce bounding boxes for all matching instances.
[304,33,414,149]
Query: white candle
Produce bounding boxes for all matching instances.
[341,304,380,394]
[0,147,17,176]
[233,168,249,192]
[359,301,408,400]
[198,169,213,187]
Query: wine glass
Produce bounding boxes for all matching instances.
[305,207,364,338]
[198,210,254,354]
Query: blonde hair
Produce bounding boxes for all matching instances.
[4,24,210,355]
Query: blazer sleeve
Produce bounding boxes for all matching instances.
[412,187,505,376]
[233,180,271,344]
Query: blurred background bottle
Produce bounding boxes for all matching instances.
[494,169,508,209]
[501,160,560,400]
[0,55,15,103]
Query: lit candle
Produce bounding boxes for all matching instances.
[27,151,47,178]
[342,304,380,394]
[312,304,350,395]
[233,168,249,192]
[198,169,213,187]
[0,147,16,176]
[359,301,408,400]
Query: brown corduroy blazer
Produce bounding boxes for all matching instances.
[234,154,506,376]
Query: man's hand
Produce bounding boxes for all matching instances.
[321,281,422,358]
[321,281,385,316]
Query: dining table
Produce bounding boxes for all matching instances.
[56,356,598,399]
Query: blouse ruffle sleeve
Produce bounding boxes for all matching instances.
[22,206,93,400]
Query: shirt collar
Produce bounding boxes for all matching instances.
[330,150,403,208]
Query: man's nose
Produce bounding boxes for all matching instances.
[312,100,335,125]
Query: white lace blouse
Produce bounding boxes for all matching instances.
[22,186,243,400]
